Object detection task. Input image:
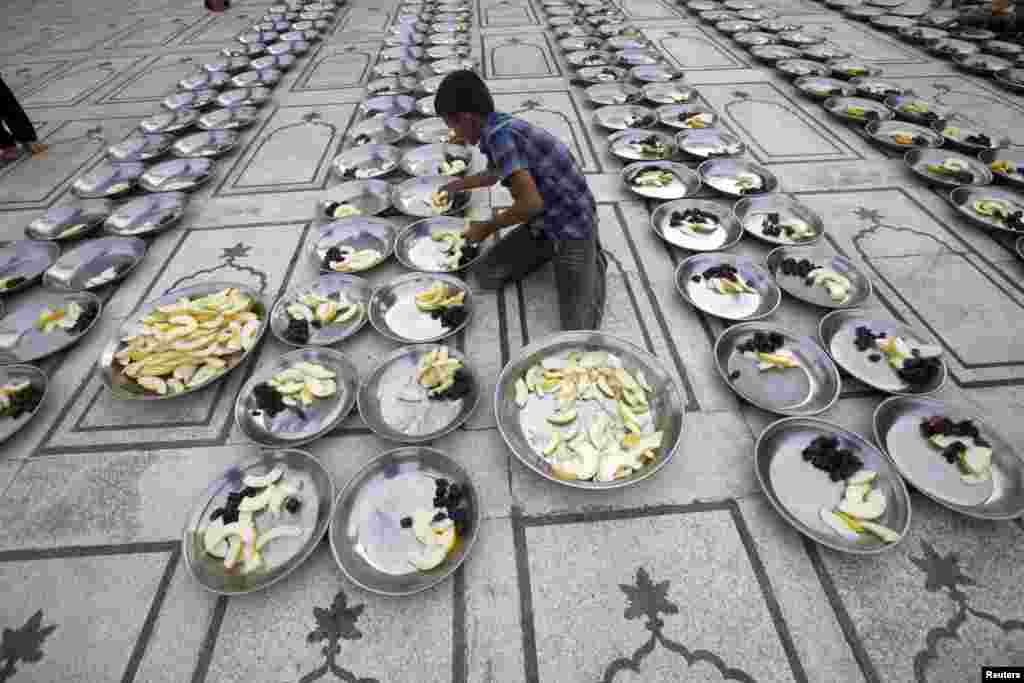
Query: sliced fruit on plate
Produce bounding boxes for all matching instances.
[925,157,975,183]
[631,169,676,187]
[35,301,84,334]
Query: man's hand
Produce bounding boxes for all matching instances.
[463,220,494,244]
[443,177,467,194]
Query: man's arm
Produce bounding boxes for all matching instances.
[463,169,544,243]
[446,172,500,193]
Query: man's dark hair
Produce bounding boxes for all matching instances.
[434,70,494,118]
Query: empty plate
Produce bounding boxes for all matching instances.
[755,417,911,553]
[394,217,484,273]
[358,344,480,443]
[734,31,779,47]
[361,94,416,118]
[401,143,472,177]
[819,309,947,395]
[235,348,359,447]
[347,115,411,146]
[715,322,842,416]
[733,193,822,244]
[26,205,109,242]
[607,129,676,162]
[332,144,403,180]
[107,132,172,162]
[0,240,60,294]
[392,176,470,217]
[314,217,396,274]
[269,273,372,347]
[0,289,102,364]
[43,236,147,291]
[649,199,744,251]
[317,180,392,219]
[72,161,144,198]
[139,158,214,193]
[368,272,472,343]
[699,158,778,197]
[621,161,700,200]
[766,246,872,308]
[775,58,829,77]
[328,446,480,595]
[874,396,1023,519]
[864,120,943,151]
[594,104,657,130]
[104,192,189,236]
[675,252,781,320]
[172,130,239,158]
[410,117,453,144]
[802,43,852,61]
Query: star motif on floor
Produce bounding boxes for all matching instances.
[732,90,750,99]
[303,111,323,122]
[221,242,252,260]
[505,37,523,45]
[911,541,977,594]
[853,207,883,223]
[620,568,679,626]
[521,99,542,109]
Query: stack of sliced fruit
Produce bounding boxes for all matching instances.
[287,291,362,328]
[200,465,305,575]
[417,346,465,397]
[414,282,465,312]
[921,415,993,485]
[36,302,85,334]
[632,169,675,187]
[431,230,470,270]
[738,331,800,371]
[260,361,338,410]
[820,469,901,543]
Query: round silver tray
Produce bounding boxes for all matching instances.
[568,49,613,68]
[317,179,392,218]
[699,158,779,198]
[235,347,359,447]
[594,104,657,130]
[315,217,396,274]
[794,76,855,99]
[72,161,144,199]
[849,76,906,101]
[162,89,219,112]
[374,58,421,78]
[909,149,992,188]
[347,115,411,146]
[870,13,916,30]
[631,64,682,82]
[755,417,911,553]
[360,94,416,118]
[269,273,372,347]
[714,322,842,416]
[26,205,110,242]
[827,59,883,79]
[98,281,267,400]
[733,193,822,244]
[107,133,172,162]
[183,449,335,595]
[675,252,781,320]
[0,364,47,444]
[765,246,872,309]
[494,331,686,490]
[734,32,778,47]
[104,192,188,236]
[392,176,470,217]
[140,110,198,135]
[328,446,481,596]
[400,143,472,177]
[649,199,744,251]
[0,289,102,364]
[430,57,478,75]
[357,344,480,443]
[802,43,852,61]
[823,96,895,124]
[864,120,943,151]
[172,130,239,158]
[948,186,1024,236]
[43,236,147,292]
[819,309,947,395]
[655,103,718,130]
[178,71,229,92]
[576,65,630,84]
[410,117,452,144]
[621,161,700,201]
[139,158,214,193]
[204,56,251,74]
[585,82,644,106]
[676,128,746,159]
[607,128,677,162]
[332,144,403,180]
[716,19,757,34]
[367,272,472,343]
[642,81,696,105]
[394,216,485,272]
[934,122,1008,153]
[0,240,60,293]
[222,44,265,58]
[251,54,296,71]
[874,396,1024,519]
[751,46,806,63]
[884,94,951,126]
[230,69,282,88]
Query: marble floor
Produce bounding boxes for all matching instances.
[0,0,1023,680]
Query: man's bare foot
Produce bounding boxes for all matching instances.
[28,142,48,156]
[0,147,18,162]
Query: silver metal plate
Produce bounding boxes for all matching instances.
[426,33,466,46]
[43,236,147,292]
[870,13,916,29]
[649,199,744,251]
[823,96,895,124]
[162,89,219,112]
[71,161,144,199]
[676,128,744,162]
[178,71,230,92]
[269,273,372,347]
[948,186,1024,236]
[755,417,911,553]
[794,76,854,99]
[616,49,661,67]
[874,396,1024,519]
[494,331,686,490]
[104,192,188,236]
[318,179,392,219]
[0,290,102,364]
[594,104,657,130]
[410,117,452,144]
[559,36,604,51]
[934,122,1007,153]
[751,46,806,63]
[230,69,282,88]
[203,56,251,74]
[819,309,947,395]
[765,245,873,309]
[392,176,470,217]
[235,348,359,446]
[655,103,717,130]
[620,161,700,201]
[642,81,696,104]
[699,158,779,198]
[0,364,47,444]
[716,19,757,34]
[314,217,396,273]
[140,109,198,134]
[630,64,682,82]
[107,132,172,162]
[400,143,472,177]
[585,82,644,106]
[26,205,110,242]
[848,77,905,101]
[864,120,943,151]
[332,144,403,180]
[222,44,266,58]
[607,128,676,162]
[605,36,649,51]
[576,65,629,84]
[884,94,951,126]
[430,57,478,74]
[734,31,778,46]
[237,31,280,45]
[996,68,1024,94]
[394,216,485,272]
[251,54,295,71]
[139,158,214,193]
[675,252,781,321]
[347,115,411,146]
[802,43,852,61]
[929,38,980,59]
[374,58,421,77]
[733,193,822,244]
[98,281,267,400]
[760,19,804,32]
[215,86,272,109]
[979,148,1024,190]
[360,94,416,118]
[368,272,471,343]
[0,240,60,293]
[328,446,480,596]
[827,59,883,79]
[899,25,949,42]
[358,344,480,443]
[183,449,335,595]
[715,322,842,416]
[568,49,613,67]
[415,94,437,116]
[172,130,239,158]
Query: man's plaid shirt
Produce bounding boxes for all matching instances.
[479,112,597,240]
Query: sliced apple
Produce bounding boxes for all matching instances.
[410,543,448,570]
[412,508,437,545]
[860,520,900,543]
[820,508,861,540]
[255,525,304,552]
[514,378,529,407]
[838,488,886,520]
[848,470,877,486]
[959,445,992,476]
[547,408,577,425]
